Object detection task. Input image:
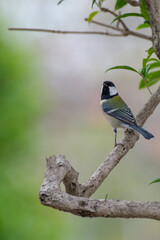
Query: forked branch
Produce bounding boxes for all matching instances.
[39,85,160,220]
[8,2,152,41]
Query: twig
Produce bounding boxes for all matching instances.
[84,19,152,41]
[140,74,152,95]
[84,18,124,32]
[126,29,152,40]
[100,7,129,31]
[98,7,151,40]
[8,27,152,41]
[8,28,129,37]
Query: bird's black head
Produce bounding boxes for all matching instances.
[103,81,115,87]
[101,81,118,100]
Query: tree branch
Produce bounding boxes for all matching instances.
[100,7,129,31]
[7,28,130,37]
[8,26,152,41]
[39,86,160,219]
[146,0,160,59]
[84,19,151,41]
[8,4,152,41]
[84,18,124,32]
[39,156,160,220]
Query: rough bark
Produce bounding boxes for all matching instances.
[39,86,160,220]
[39,156,160,220]
[146,0,160,59]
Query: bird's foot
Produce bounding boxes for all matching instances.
[114,142,124,148]
[124,128,133,134]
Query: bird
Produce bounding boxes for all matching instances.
[100,81,154,147]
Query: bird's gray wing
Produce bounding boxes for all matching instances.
[103,105,137,125]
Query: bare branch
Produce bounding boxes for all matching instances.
[39,86,160,219]
[8,28,129,37]
[125,0,141,7]
[8,4,152,42]
[140,74,152,95]
[8,26,152,41]
[125,29,151,40]
[39,156,160,220]
[84,18,124,32]
[100,7,129,31]
[85,19,152,41]
[8,2,152,42]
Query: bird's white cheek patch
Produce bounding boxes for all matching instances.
[109,86,118,96]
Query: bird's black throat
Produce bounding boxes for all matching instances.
[101,85,118,100]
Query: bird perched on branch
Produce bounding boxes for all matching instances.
[100,81,154,147]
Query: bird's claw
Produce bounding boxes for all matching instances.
[124,128,133,134]
[114,142,124,148]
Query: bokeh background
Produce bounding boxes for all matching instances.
[1,0,160,239]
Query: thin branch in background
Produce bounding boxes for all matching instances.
[126,28,151,40]
[116,11,121,28]
[84,18,124,32]
[85,19,152,41]
[8,4,152,41]
[140,74,152,95]
[8,27,152,41]
[8,28,129,37]
[100,7,129,31]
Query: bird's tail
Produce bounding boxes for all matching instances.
[127,124,154,140]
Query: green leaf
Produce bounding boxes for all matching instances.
[139,68,144,75]
[149,178,160,185]
[92,0,96,8]
[139,78,160,89]
[144,20,150,24]
[147,58,159,63]
[148,47,154,57]
[141,0,150,21]
[97,0,101,8]
[143,58,148,68]
[106,65,138,73]
[142,48,156,70]
[115,0,127,10]
[88,11,99,23]
[146,70,160,80]
[139,70,160,88]
[136,23,150,30]
[57,0,65,5]
[97,0,105,8]
[147,61,160,70]
[143,65,150,77]
[112,13,143,24]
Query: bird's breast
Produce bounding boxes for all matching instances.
[103,114,122,129]
[100,99,123,129]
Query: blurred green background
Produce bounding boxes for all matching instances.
[1,1,160,239]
